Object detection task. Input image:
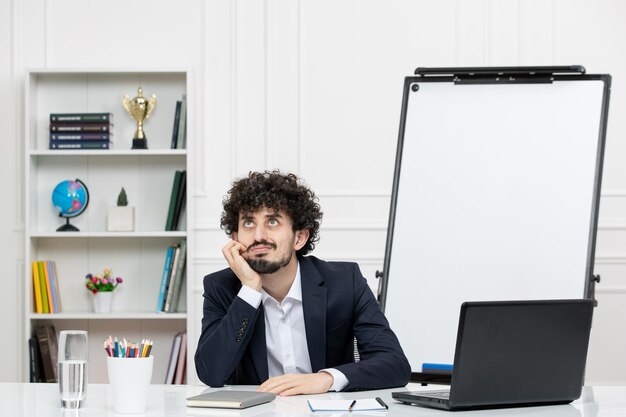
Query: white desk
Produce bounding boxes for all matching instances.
[0,383,624,416]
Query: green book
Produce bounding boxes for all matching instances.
[165,171,183,231]
[37,261,49,314]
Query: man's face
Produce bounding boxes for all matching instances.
[233,207,308,274]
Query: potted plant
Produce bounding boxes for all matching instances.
[85,268,123,313]
[108,187,135,231]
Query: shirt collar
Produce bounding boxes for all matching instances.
[261,261,302,305]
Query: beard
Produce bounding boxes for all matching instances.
[245,249,293,274]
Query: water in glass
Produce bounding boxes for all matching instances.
[58,330,88,408]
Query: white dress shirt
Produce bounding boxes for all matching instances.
[237,262,348,391]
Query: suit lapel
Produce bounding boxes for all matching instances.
[300,257,327,372]
[249,307,269,382]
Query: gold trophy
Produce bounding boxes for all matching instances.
[122,87,157,149]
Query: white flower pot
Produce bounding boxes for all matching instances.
[91,291,114,313]
[108,206,135,232]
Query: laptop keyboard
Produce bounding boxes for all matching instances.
[419,390,450,399]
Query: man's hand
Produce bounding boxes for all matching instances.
[257,372,334,396]
[222,240,262,291]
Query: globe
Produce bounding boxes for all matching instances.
[52,179,89,232]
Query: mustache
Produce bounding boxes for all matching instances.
[246,241,277,252]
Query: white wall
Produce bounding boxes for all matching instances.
[1,0,625,384]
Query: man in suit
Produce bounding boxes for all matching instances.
[195,171,410,396]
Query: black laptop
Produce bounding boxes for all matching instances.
[392,299,594,411]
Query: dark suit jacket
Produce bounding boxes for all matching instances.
[194,255,410,390]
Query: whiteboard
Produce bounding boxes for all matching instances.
[380,70,610,374]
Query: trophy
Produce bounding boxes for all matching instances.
[122,87,157,149]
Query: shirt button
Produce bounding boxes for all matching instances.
[280,317,286,323]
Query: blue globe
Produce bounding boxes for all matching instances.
[52,179,89,231]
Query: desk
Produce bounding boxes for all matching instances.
[0,383,624,417]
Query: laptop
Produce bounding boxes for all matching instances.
[392,299,594,411]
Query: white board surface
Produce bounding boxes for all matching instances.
[383,77,607,372]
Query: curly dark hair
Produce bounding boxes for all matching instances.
[220,170,323,255]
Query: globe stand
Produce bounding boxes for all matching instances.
[57,217,80,232]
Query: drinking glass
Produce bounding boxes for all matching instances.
[58,330,88,408]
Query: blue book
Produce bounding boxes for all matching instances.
[156,246,175,312]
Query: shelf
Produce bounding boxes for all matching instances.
[29,312,187,320]
[30,150,187,157]
[30,231,187,238]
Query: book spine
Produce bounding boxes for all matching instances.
[165,332,182,384]
[36,326,55,382]
[165,171,183,231]
[174,332,187,384]
[163,246,181,312]
[32,261,43,313]
[50,133,112,141]
[50,123,112,132]
[49,141,110,150]
[156,246,175,312]
[172,170,186,231]
[50,113,113,123]
[169,239,187,313]
[51,261,62,312]
[171,100,182,149]
[45,261,60,313]
[38,262,50,314]
[176,95,187,149]
[42,261,54,314]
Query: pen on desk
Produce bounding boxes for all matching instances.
[348,400,357,412]
[375,397,388,409]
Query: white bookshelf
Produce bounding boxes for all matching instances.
[24,69,192,384]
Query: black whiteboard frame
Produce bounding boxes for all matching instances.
[379,66,612,313]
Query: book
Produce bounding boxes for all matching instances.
[35,325,58,382]
[164,332,182,384]
[50,113,113,123]
[51,261,63,312]
[174,332,187,384]
[156,246,175,312]
[45,261,61,313]
[50,133,112,141]
[163,245,181,312]
[186,390,276,409]
[37,261,49,314]
[29,335,43,382]
[165,171,183,231]
[42,261,54,313]
[168,239,187,313]
[50,123,112,132]
[172,170,186,231]
[307,398,389,412]
[49,140,110,150]
[31,261,43,313]
[171,100,182,149]
[177,94,187,149]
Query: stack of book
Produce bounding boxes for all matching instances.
[165,331,187,384]
[170,94,187,149]
[156,239,187,313]
[49,113,113,150]
[32,261,62,314]
[165,170,186,231]
[29,325,58,382]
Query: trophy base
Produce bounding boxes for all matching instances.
[132,138,148,149]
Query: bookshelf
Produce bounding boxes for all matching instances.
[23,69,191,383]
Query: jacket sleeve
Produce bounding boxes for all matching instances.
[333,264,411,390]
[194,273,260,386]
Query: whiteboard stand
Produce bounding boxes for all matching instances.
[378,66,611,383]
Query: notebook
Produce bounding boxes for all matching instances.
[186,390,275,409]
[392,299,594,411]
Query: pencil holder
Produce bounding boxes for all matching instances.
[106,356,153,414]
